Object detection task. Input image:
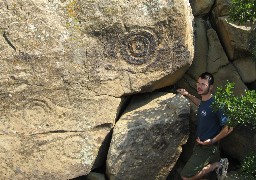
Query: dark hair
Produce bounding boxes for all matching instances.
[199,72,214,85]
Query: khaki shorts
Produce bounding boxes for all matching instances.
[181,144,220,178]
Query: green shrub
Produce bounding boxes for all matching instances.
[241,154,256,178]
[213,82,256,178]
[212,82,256,128]
[229,0,256,23]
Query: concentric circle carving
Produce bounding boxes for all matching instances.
[121,28,158,65]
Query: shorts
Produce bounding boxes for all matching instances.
[180,144,220,178]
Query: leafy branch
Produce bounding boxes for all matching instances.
[212,82,256,128]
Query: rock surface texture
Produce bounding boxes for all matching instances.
[1,0,255,179]
[107,93,190,180]
[0,0,194,179]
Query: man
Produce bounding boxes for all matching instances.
[177,72,233,180]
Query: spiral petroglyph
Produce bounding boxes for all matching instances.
[120,27,159,65]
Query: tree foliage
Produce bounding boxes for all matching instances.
[212,82,256,128]
[229,0,256,23]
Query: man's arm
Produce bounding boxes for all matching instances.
[211,125,233,144]
[196,125,233,145]
[177,89,201,106]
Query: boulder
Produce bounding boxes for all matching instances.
[0,130,112,179]
[213,0,232,17]
[207,28,229,73]
[190,0,215,17]
[213,63,247,95]
[106,93,190,180]
[214,17,252,60]
[233,57,256,83]
[0,0,194,97]
[0,0,194,178]
[187,18,208,80]
[222,125,256,163]
[0,88,121,179]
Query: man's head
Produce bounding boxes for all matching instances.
[197,72,214,95]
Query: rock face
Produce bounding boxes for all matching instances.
[187,18,208,80]
[221,125,256,163]
[233,57,256,83]
[207,28,229,74]
[2,0,254,179]
[107,93,190,180]
[191,0,215,17]
[215,17,252,60]
[0,0,194,179]
[0,0,194,97]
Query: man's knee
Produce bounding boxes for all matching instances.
[181,176,190,180]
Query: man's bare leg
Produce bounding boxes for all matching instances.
[181,162,219,180]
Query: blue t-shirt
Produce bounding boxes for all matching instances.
[197,97,228,141]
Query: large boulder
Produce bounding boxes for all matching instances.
[207,28,229,73]
[0,0,194,179]
[0,84,121,179]
[213,63,247,95]
[0,0,194,97]
[212,0,232,17]
[212,0,255,61]
[187,18,208,80]
[106,93,190,180]
[214,17,253,60]
[233,57,256,83]
[222,125,256,163]
[190,0,215,17]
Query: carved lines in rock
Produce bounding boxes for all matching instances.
[120,27,159,65]
[24,98,54,113]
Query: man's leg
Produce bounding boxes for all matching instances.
[181,162,219,180]
[181,145,220,180]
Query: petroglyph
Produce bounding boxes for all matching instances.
[120,27,160,65]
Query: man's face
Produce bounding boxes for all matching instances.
[196,77,211,95]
